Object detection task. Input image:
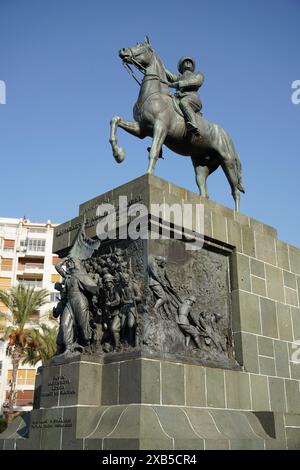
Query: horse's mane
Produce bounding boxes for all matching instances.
[149,48,169,93]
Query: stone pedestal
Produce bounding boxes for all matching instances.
[0,354,288,450]
[2,175,300,450]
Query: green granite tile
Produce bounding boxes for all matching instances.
[285,380,300,414]
[230,253,251,292]
[206,368,225,408]
[260,298,278,338]
[258,336,274,357]
[285,287,298,307]
[225,370,251,410]
[277,303,293,341]
[241,226,255,257]
[251,276,266,296]
[274,340,290,378]
[289,245,300,275]
[291,307,300,341]
[268,377,286,412]
[255,232,276,265]
[265,264,285,303]
[161,362,185,406]
[185,365,206,407]
[283,271,297,289]
[276,240,290,270]
[250,259,265,278]
[250,375,270,411]
[259,356,276,376]
[227,219,242,251]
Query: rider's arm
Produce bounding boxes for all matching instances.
[178,72,204,90]
[164,68,178,83]
[55,258,67,278]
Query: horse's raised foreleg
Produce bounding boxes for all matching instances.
[146,122,167,174]
[110,116,145,163]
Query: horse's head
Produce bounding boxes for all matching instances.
[119,36,153,70]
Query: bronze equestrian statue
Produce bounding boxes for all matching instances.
[109,37,245,211]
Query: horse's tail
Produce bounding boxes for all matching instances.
[234,152,245,193]
[218,126,245,193]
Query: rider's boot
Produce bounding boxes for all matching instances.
[179,102,202,136]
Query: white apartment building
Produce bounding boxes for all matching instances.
[0,217,59,413]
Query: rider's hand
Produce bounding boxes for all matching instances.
[169,81,179,89]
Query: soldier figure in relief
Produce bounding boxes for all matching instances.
[120,272,141,347]
[103,273,122,350]
[176,296,202,348]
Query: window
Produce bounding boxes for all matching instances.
[14,390,34,407]
[27,228,47,234]
[7,369,36,386]
[21,239,46,252]
[3,239,15,248]
[0,258,12,271]
[3,239,15,252]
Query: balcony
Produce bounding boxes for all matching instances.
[23,247,46,255]
[18,280,43,288]
[18,262,44,274]
[18,239,46,255]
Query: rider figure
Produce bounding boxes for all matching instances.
[164,56,204,135]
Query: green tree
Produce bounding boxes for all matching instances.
[0,285,49,422]
[23,323,58,366]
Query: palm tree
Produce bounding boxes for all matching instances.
[0,285,49,422]
[23,323,58,366]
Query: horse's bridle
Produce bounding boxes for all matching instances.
[122,45,170,87]
[126,45,152,72]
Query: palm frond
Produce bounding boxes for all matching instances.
[0,286,49,326]
[22,323,58,366]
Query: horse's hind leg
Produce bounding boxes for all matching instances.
[192,155,220,198]
[192,163,210,197]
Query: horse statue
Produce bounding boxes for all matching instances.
[109,37,245,211]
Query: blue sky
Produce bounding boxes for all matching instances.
[0,0,299,246]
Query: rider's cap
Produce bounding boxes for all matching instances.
[177,56,196,73]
